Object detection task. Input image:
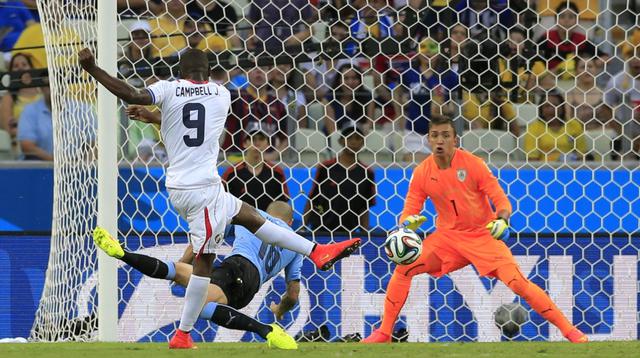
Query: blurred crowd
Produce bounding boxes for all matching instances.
[1,0,640,164]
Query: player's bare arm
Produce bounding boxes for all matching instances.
[126,105,161,124]
[270,280,300,320]
[78,48,153,105]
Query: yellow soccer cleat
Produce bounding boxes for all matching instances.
[266,324,298,350]
[93,227,124,259]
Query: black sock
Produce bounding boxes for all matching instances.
[211,304,273,339]
[121,251,169,279]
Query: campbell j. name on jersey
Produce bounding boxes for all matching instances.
[176,85,218,97]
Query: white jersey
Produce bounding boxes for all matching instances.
[146,79,231,189]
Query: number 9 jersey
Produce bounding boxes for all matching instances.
[146,79,231,190]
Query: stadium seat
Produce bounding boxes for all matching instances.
[583,128,617,161]
[515,103,538,125]
[306,101,325,130]
[0,130,13,160]
[461,129,517,163]
[294,128,330,166]
[330,130,396,165]
[361,130,394,165]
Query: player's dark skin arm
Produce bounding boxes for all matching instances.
[126,105,162,125]
[270,280,300,320]
[78,48,153,105]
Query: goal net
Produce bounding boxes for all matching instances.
[32,0,639,342]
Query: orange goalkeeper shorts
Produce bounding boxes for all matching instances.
[411,229,518,278]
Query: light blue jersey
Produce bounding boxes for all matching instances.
[229,211,304,285]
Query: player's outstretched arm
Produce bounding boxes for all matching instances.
[78,48,152,105]
[126,105,161,124]
[270,280,300,320]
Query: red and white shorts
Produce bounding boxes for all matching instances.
[168,184,242,255]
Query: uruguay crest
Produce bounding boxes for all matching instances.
[457,169,467,182]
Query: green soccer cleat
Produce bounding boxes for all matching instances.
[93,227,124,259]
[266,324,298,350]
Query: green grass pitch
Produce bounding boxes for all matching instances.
[1,341,640,358]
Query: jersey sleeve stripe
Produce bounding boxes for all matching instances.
[145,88,156,104]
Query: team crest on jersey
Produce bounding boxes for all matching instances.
[457,169,467,182]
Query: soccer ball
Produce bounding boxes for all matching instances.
[494,303,528,338]
[384,228,422,265]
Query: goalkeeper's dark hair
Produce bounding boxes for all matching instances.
[428,116,457,136]
[179,48,209,78]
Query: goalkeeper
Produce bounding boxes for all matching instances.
[93,201,300,349]
[363,117,587,343]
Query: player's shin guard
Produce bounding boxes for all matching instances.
[497,265,573,336]
[199,302,272,338]
[379,271,413,335]
[254,220,314,255]
[178,274,210,332]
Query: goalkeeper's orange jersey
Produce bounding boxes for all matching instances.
[401,148,512,232]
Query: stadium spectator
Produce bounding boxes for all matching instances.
[20,0,39,21]
[181,18,228,53]
[322,64,375,134]
[447,23,466,74]
[347,0,395,118]
[17,85,52,161]
[269,64,307,128]
[536,1,596,72]
[148,0,188,58]
[247,0,314,56]
[304,122,376,234]
[223,66,288,161]
[186,0,240,48]
[348,0,395,44]
[455,0,515,41]
[319,0,355,23]
[500,26,546,101]
[119,21,154,87]
[116,0,163,15]
[604,46,640,160]
[186,0,236,37]
[395,38,458,163]
[0,1,36,52]
[523,89,586,162]
[0,53,41,143]
[222,122,290,212]
[300,22,353,102]
[462,26,544,137]
[566,56,610,131]
[393,0,429,44]
[117,23,162,162]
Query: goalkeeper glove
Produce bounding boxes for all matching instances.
[399,215,427,231]
[486,218,510,241]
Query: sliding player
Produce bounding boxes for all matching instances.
[94,201,302,349]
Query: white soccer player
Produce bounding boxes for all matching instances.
[78,48,361,349]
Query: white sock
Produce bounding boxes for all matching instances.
[254,220,315,256]
[178,274,210,332]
